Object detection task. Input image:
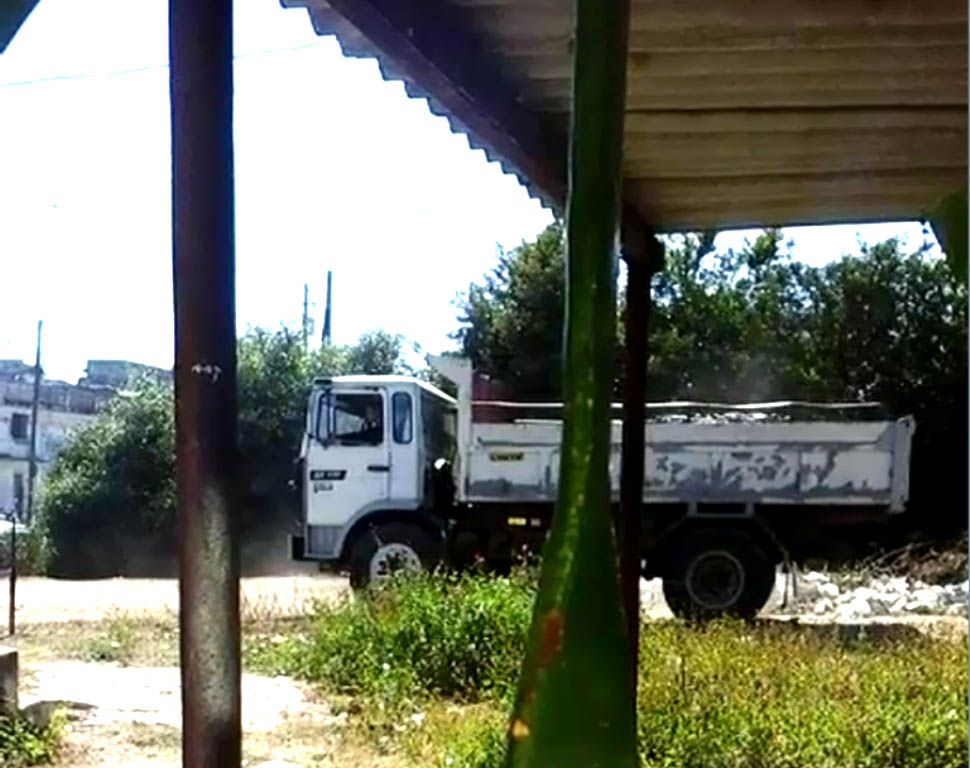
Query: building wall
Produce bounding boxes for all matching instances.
[0,404,96,517]
[0,358,169,520]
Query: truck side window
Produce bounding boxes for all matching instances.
[331,393,383,446]
[392,392,413,444]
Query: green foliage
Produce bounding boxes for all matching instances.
[38,378,175,577]
[82,611,139,665]
[346,330,410,376]
[252,573,968,768]
[0,525,48,576]
[455,223,567,399]
[249,571,535,707]
[0,713,60,766]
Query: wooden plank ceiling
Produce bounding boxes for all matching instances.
[286,0,967,231]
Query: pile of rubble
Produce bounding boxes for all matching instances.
[778,570,968,620]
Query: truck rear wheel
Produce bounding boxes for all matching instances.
[347,521,441,590]
[661,531,775,620]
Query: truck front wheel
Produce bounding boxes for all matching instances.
[347,521,441,590]
[661,531,775,620]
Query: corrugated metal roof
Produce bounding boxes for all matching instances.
[286,0,967,231]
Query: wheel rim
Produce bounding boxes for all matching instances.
[369,542,423,583]
[685,549,746,611]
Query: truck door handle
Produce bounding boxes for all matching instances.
[367,464,390,473]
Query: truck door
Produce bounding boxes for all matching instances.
[389,389,420,502]
[311,388,390,526]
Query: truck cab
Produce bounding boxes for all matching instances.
[292,375,457,586]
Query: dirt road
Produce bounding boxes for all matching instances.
[1,574,348,625]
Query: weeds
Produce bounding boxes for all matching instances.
[248,570,534,708]
[250,571,969,768]
[0,712,60,766]
[82,611,140,665]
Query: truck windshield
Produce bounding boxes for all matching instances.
[317,392,384,446]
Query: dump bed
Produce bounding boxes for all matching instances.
[462,417,915,512]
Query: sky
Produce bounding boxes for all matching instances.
[1,0,940,383]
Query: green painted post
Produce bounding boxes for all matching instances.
[505,1,634,767]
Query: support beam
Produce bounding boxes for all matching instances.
[618,220,663,695]
[169,1,240,767]
[288,0,567,207]
[506,0,634,765]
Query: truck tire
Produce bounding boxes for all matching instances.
[661,530,775,620]
[347,521,441,590]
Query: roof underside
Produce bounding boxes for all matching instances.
[286,0,967,231]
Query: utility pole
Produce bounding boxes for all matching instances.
[321,270,332,345]
[301,283,309,351]
[11,320,41,636]
[26,320,42,526]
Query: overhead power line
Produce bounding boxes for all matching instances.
[0,41,323,89]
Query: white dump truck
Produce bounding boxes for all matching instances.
[291,356,915,618]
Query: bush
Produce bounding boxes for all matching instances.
[0,713,59,766]
[250,572,968,768]
[249,570,535,705]
[38,379,175,578]
[0,525,48,576]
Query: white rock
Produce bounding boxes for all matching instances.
[868,596,892,615]
[886,577,909,594]
[818,582,840,600]
[889,597,909,615]
[911,588,944,613]
[802,571,828,583]
[852,587,878,602]
[836,597,872,619]
[813,598,834,615]
[945,602,968,617]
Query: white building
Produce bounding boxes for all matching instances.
[0,358,168,520]
[0,404,97,519]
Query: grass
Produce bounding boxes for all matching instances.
[247,570,534,707]
[9,612,179,669]
[0,713,60,767]
[248,570,969,768]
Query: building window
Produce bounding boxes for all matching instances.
[392,392,413,444]
[10,413,28,441]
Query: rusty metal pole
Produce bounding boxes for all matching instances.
[618,223,661,698]
[169,1,240,767]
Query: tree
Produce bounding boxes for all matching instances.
[345,329,409,376]
[455,222,567,399]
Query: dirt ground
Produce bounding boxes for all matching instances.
[1,574,965,768]
[2,574,348,625]
[3,575,387,768]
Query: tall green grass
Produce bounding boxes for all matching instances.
[248,570,534,705]
[248,572,968,768]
